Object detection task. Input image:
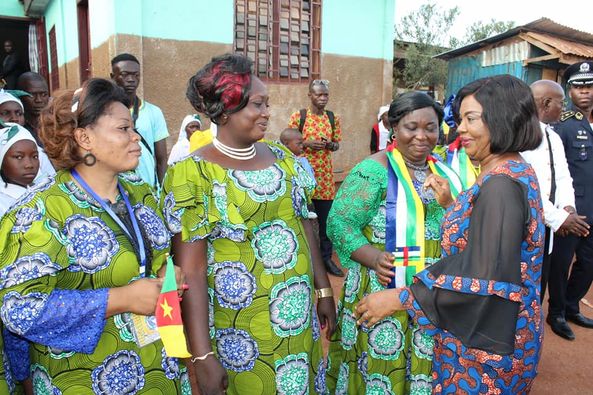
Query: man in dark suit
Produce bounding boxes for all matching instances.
[547,61,593,340]
[1,40,25,90]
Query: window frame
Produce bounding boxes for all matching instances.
[234,0,321,83]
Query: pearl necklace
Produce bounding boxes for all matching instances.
[212,138,256,160]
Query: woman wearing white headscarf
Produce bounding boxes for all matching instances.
[0,123,40,216]
[167,114,203,165]
[370,104,390,153]
[0,90,55,182]
[0,90,27,126]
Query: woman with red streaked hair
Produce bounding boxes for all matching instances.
[161,53,336,395]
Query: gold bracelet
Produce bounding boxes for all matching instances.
[315,287,333,299]
[190,351,214,363]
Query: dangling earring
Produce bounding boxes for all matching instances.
[389,127,397,145]
[83,151,97,166]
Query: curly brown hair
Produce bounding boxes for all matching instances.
[39,78,130,170]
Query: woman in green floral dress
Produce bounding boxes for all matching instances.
[0,79,188,394]
[163,54,336,395]
[326,92,461,394]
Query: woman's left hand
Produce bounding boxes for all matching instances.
[157,262,187,297]
[355,289,403,327]
[317,297,337,340]
[424,174,454,208]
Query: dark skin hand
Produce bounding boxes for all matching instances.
[106,261,186,318]
[173,235,228,395]
[355,288,403,327]
[423,173,454,208]
[556,206,589,237]
[301,218,337,339]
[351,246,394,286]
[304,139,328,151]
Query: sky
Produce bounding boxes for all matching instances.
[395,0,593,40]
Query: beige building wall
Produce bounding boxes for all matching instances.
[87,35,392,175]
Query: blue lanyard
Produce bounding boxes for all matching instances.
[70,169,148,276]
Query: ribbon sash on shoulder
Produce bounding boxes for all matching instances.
[385,145,462,288]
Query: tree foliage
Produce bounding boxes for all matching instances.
[395,3,515,90]
[396,4,461,48]
[462,19,516,44]
[395,4,460,89]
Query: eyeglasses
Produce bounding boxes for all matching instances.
[311,79,329,87]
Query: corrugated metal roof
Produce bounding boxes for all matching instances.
[522,18,593,44]
[525,31,593,58]
[436,18,593,60]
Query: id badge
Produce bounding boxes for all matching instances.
[123,312,161,348]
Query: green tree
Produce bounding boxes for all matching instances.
[462,19,516,44]
[395,3,460,89]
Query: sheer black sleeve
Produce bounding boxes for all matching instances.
[409,175,528,355]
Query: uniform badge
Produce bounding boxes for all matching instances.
[580,63,591,73]
[576,112,584,120]
[577,130,588,139]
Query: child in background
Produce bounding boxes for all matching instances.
[0,123,40,394]
[0,123,41,216]
[280,128,317,219]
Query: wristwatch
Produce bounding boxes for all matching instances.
[315,287,334,299]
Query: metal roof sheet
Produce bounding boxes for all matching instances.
[436,18,593,60]
[525,31,593,58]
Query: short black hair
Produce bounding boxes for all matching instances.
[454,75,541,154]
[388,91,444,127]
[186,53,253,123]
[16,72,48,89]
[111,53,140,67]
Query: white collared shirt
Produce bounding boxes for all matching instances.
[521,122,575,251]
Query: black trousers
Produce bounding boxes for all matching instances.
[312,199,334,261]
[540,227,552,303]
[548,231,593,318]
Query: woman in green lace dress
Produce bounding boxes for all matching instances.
[162,54,336,395]
[326,92,461,394]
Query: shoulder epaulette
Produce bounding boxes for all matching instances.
[560,111,575,122]
[560,111,585,121]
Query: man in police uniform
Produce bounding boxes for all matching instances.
[547,61,593,340]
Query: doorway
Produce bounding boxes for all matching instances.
[0,18,31,89]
